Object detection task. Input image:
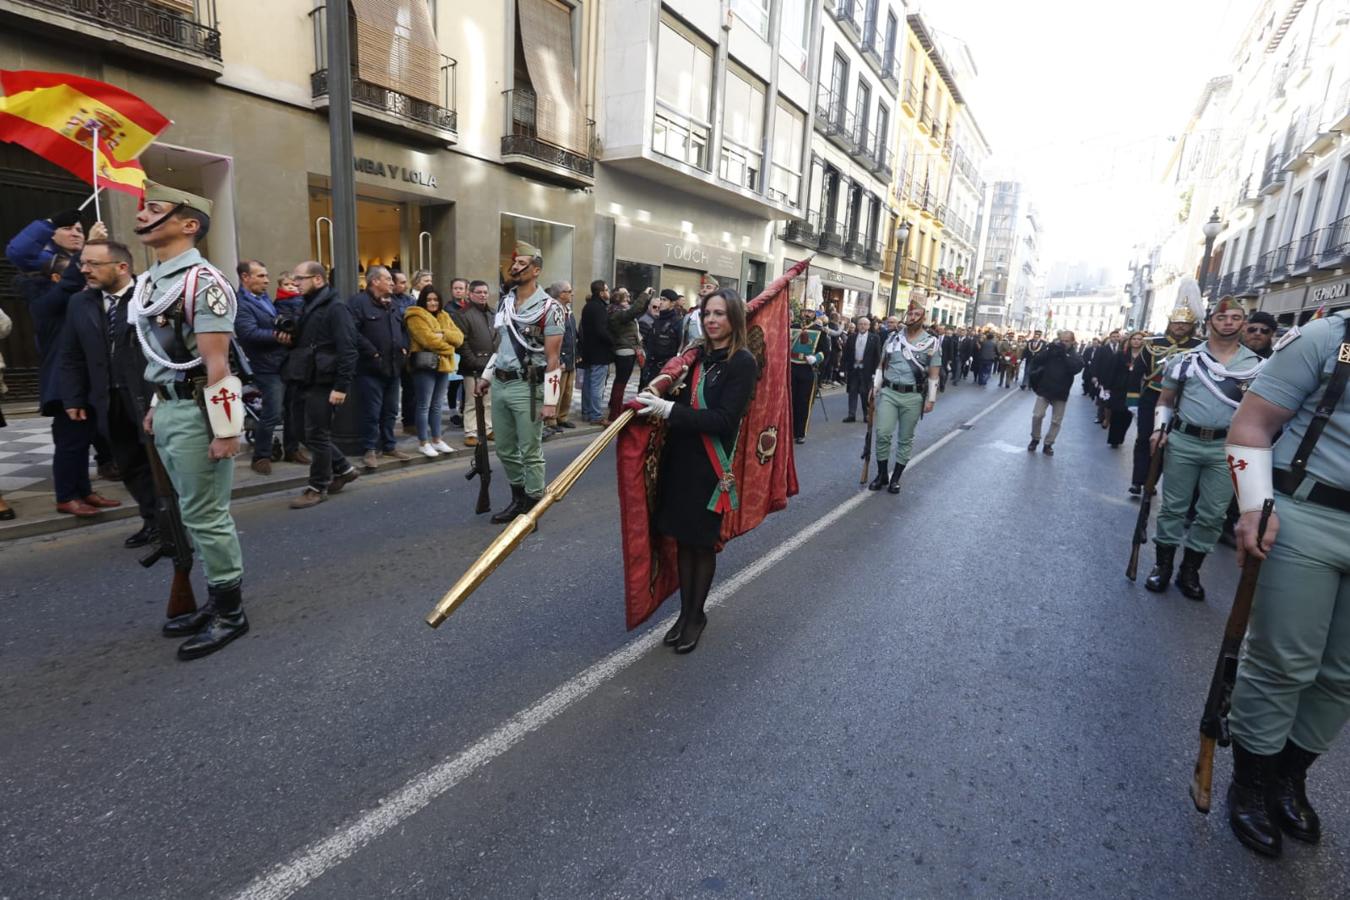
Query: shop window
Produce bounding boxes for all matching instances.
[500,213,574,291]
[770,100,805,208]
[615,259,659,298]
[654,18,713,170]
[744,259,766,301]
[721,66,766,191]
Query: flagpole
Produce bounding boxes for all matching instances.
[78,189,103,212]
[87,121,102,221]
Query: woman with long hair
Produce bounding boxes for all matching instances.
[1106,330,1148,448]
[404,286,464,458]
[634,288,758,653]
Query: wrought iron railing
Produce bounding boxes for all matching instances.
[17,0,222,60]
[1259,152,1285,191]
[864,241,884,269]
[1293,229,1320,271]
[780,212,820,247]
[1235,265,1253,294]
[817,220,846,256]
[501,87,594,177]
[903,80,919,111]
[311,67,458,135]
[1320,215,1350,266]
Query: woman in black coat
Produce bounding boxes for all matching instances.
[1105,330,1148,448]
[634,288,757,654]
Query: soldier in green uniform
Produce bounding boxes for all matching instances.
[868,294,940,494]
[1144,297,1263,600]
[1131,300,1202,494]
[1223,307,1350,858]
[128,182,249,661]
[788,311,828,444]
[477,241,565,524]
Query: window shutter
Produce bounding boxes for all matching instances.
[349,0,440,105]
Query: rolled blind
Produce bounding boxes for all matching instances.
[350,0,440,106]
[517,0,582,152]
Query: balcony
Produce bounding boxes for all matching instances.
[501,87,594,186]
[1217,272,1236,297]
[1235,265,1254,296]
[916,263,932,287]
[901,80,919,116]
[1258,152,1286,195]
[881,55,899,92]
[817,221,847,257]
[849,124,876,165]
[815,88,857,154]
[860,25,882,67]
[1234,173,1258,209]
[917,100,933,133]
[2,0,222,75]
[870,146,893,182]
[832,0,864,43]
[844,238,867,264]
[864,241,884,270]
[929,119,944,147]
[933,203,947,225]
[780,213,820,249]
[1292,229,1320,275]
[1320,215,1350,268]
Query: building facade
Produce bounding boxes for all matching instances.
[975,180,1040,330]
[1045,289,1131,340]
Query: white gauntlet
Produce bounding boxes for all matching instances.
[1225,444,1274,513]
[926,379,938,404]
[872,369,883,393]
[1153,405,1173,433]
[204,375,244,439]
[543,367,563,406]
[482,353,498,382]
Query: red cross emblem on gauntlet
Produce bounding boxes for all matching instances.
[210,385,238,421]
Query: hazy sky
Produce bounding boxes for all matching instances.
[923,0,1245,276]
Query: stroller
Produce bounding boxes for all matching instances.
[241,384,281,461]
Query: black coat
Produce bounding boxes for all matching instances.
[56,282,149,438]
[842,331,881,379]
[347,292,408,378]
[655,346,758,548]
[291,286,359,391]
[941,334,959,364]
[978,337,998,362]
[1105,349,1147,412]
[1092,342,1120,382]
[577,295,613,366]
[1029,342,1085,401]
[23,257,85,415]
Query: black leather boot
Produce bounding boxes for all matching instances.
[887,463,905,494]
[1228,742,1282,857]
[1027,438,1038,451]
[163,604,213,638]
[1273,740,1321,843]
[1176,548,1207,601]
[177,581,249,661]
[1144,544,1175,593]
[491,484,526,524]
[868,460,889,492]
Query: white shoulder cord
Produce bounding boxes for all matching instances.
[128,263,236,372]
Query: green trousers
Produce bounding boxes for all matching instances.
[152,398,243,587]
[1154,430,1231,553]
[874,387,922,466]
[1230,496,1350,755]
[490,377,546,496]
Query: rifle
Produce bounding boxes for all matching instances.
[128,386,198,620]
[859,392,875,485]
[1125,440,1166,581]
[465,392,492,514]
[1190,499,1275,813]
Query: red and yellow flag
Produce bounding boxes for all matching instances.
[0,70,170,197]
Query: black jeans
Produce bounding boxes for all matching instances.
[304,384,352,492]
[283,380,305,453]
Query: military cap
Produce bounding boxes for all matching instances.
[143,180,212,217]
[1168,301,1198,324]
[1207,295,1246,318]
[513,239,542,259]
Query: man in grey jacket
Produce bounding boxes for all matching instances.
[452,279,499,445]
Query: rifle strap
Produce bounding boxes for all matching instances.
[1289,316,1350,484]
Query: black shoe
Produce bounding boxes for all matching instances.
[1129,484,1143,496]
[491,485,527,524]
[124,521,159,549]
[1145,545,1176,593]
[560,420,577,429]
[163,605,213,637]
[449,413,464,427]
[794,437,805,445]
[674,613,707,654]
[177,582,249,660]
[1176,548,1207,601]
[868,460,890,491]
[1229,742,1283,858]
[1027,439,1039,452]
[1042,444,1054,456]
[663,619,684,646]
[842,416,857,423]
[1272,741,1321,843]
[887,463,905,494]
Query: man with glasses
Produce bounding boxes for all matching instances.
[1242,311,1278,359]
[348,265,411,469]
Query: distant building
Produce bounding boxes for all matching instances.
[976,181,1041,329]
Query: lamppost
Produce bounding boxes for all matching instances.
[1199,207,1223,300]
[887,218,911,317]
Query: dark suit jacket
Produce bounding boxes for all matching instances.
[57,282,149,437]
[842,331,880,380]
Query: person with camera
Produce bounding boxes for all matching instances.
[640,289,683,389]
[1027,330,1084,457]
[286,261,360,509]
[405,286,463,457]
[234,259,292,475]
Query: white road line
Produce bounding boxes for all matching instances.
[230,388,1022,900]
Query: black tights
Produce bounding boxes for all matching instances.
[676,543,716,629]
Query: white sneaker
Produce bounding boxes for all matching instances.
[431,439,456,454]
[418,443,439,458]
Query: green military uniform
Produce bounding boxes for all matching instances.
[1223,310,1350,857]
[1132,312,1202,489]
[491,283,565,499]
[869,298,941,494]
[130,181,249,660]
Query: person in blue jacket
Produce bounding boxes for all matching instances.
[5,208,87,273]
[233,259,292,474]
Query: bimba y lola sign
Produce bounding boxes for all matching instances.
[353,157,438,188]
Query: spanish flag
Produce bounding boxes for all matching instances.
[0,70,170,197]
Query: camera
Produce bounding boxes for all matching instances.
[274,313,298,335]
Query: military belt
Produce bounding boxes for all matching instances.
[881,381,919,393]
[153,382,200,402]
[1274,468,1350,514]
[494,368,543,385]
[1173,419,1227,441]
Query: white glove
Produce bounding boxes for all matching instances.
[635,393,674,419]
[1101,389,1111,401]
[807,354,819,365]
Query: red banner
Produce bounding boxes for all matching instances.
[615,259,807,629]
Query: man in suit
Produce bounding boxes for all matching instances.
[841,316,880,423]
[56,238,157,547]
[942,326,962,387]
[959,329,978,381]
[1092,329,1122,425]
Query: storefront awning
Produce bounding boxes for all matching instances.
[517,0,584,153]
[350,0,440,105]
[1260,284,1307,316]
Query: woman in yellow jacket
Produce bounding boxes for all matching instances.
[405,287,465,457]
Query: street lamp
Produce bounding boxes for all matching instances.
[1199,207,1223,300]
[886,218,912,317]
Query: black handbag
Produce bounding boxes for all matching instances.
[410,350,440,372]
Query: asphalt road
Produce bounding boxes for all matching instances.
[2,377,1347,899]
